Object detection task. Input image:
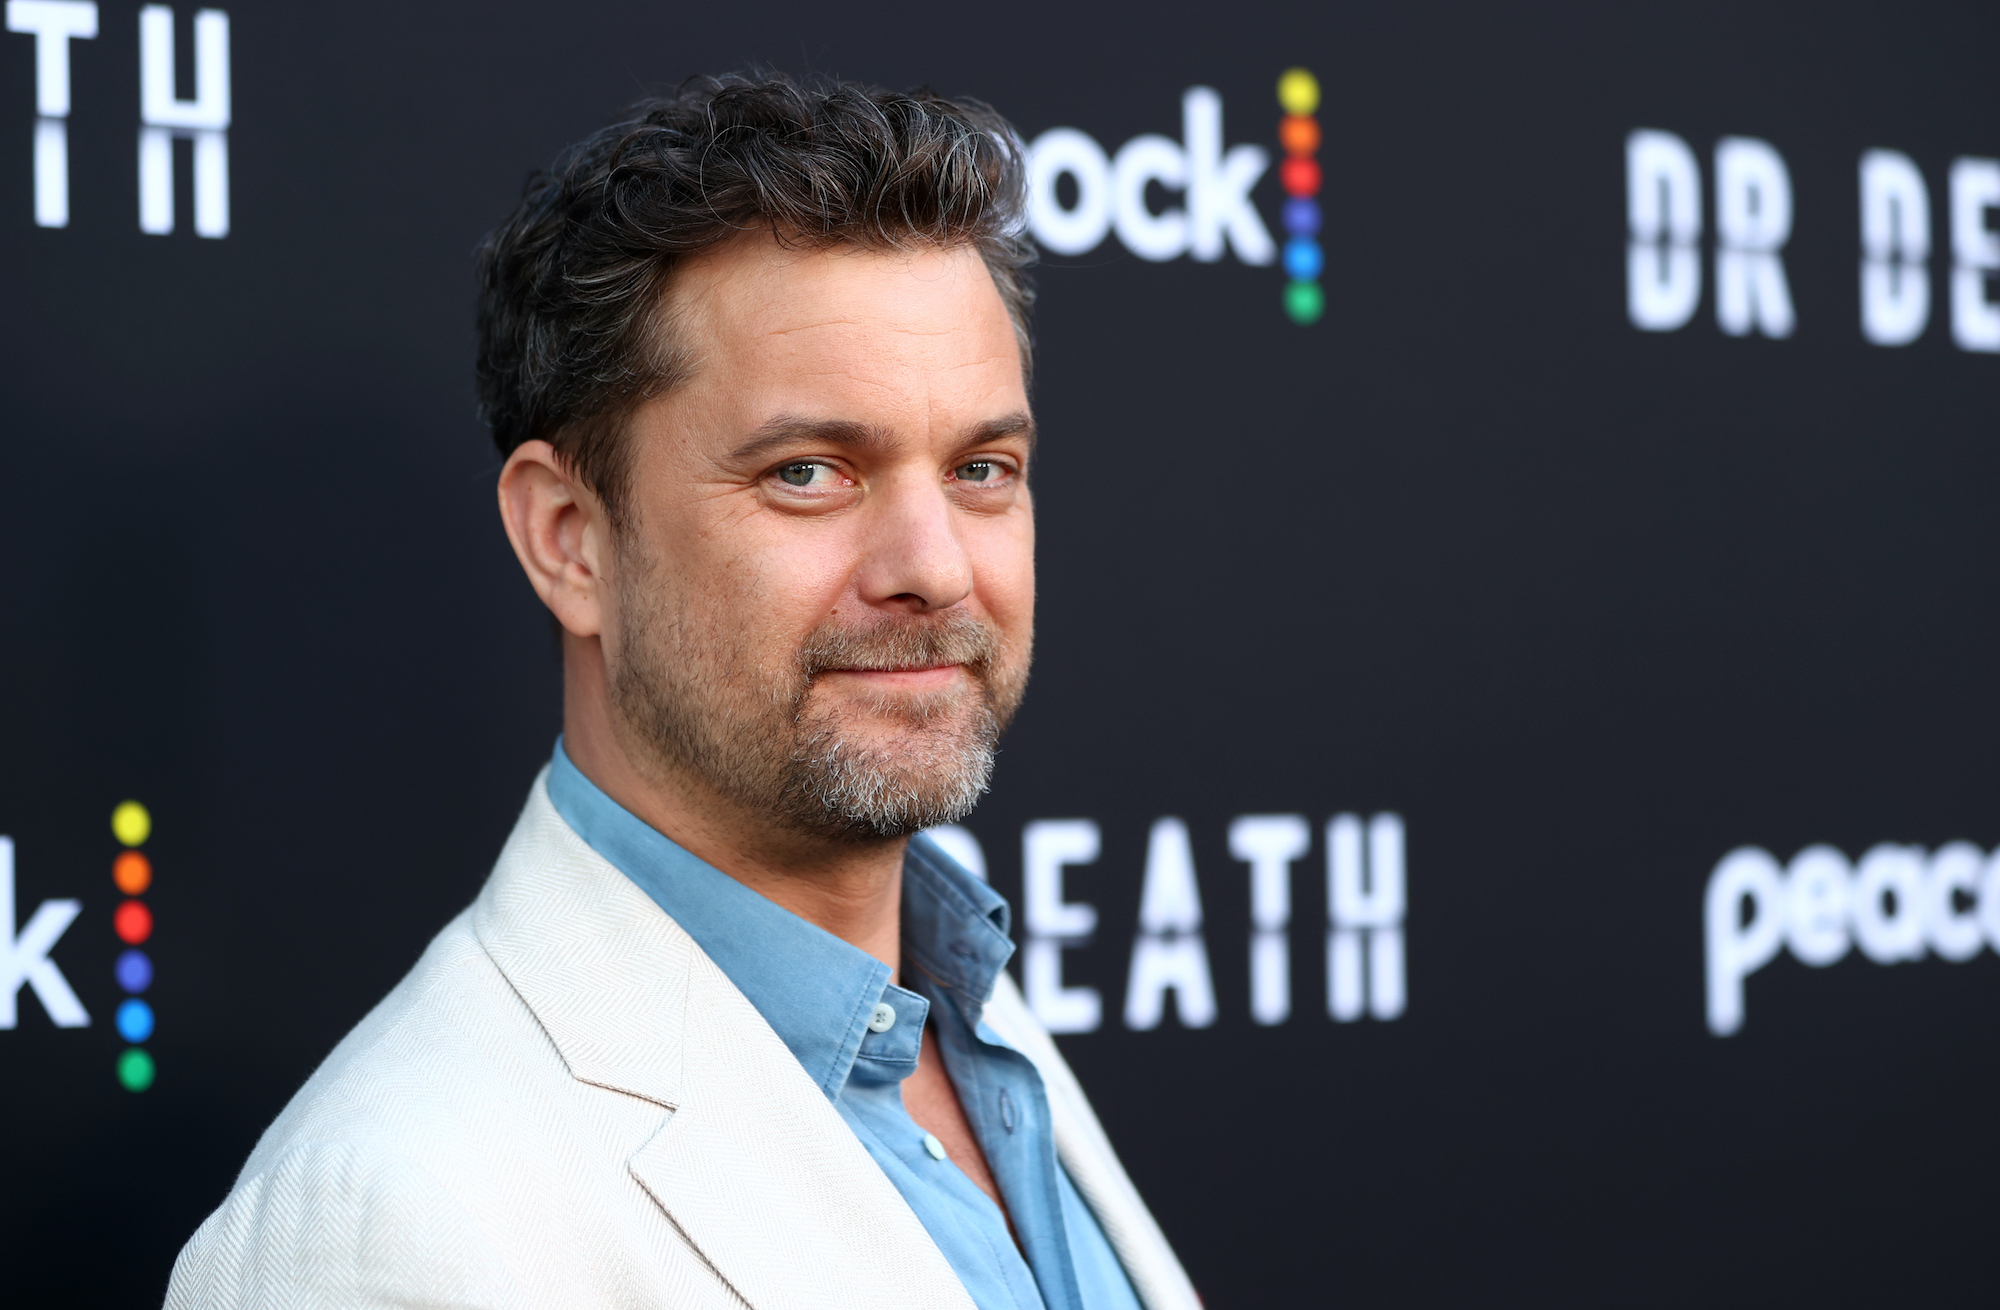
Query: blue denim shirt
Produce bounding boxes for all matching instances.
[545,743,1142,1310]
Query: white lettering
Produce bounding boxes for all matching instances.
[1923,841,1984,963]
[139,4,226,127]
[1230,814,1308,1026]
[1859,149,1931,345]
[1023,939,1099,1035]
[1327,813,1406,1021]
[33,114,64,225]
[1024,818,1098,939]
[1981,849,2000,952]
[1782,844,1852,967]
[1329,812,1404,926]
[1712,838,1996,1035]
[1025,127,1112,256]
[1704,846,1785,1036]
[1124,818,1215,1029]
[1025,88,1270,265]
[138,5,229,237]
[1851,843,1927,963]
[5,0,97,228]
[1248,931,1287,1026]
[0,836,90,1029]
[1183,86,1272,265]
[1715,137,1795,338]
[5,0,95,116]
[1111,133,1188,262]
[1948,157,2000,351]
[1626,129,1702,330]
[1135,816,1203,933]
[1327,927,1362,1023]
[1021,819,1100,1033]
[1368,926,1405,1020]
[1124,936,1216,1030]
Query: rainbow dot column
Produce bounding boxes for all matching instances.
[111,800,156,1092]
[1277,67,1324,325]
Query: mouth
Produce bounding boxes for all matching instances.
[817,663,967,692]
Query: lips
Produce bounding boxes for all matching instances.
[821,663,967,688]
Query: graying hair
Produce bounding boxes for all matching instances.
[475,71,1036,528]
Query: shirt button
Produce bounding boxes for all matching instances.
[923,1133,948,1160]
[868,1003,897,1033]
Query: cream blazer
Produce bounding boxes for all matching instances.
[165,774,1200,1310]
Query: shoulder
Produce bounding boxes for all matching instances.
[166,1131,517,1310]
[165,917,543,1306]
[169,908,689,1307]
[237,911,556,1179]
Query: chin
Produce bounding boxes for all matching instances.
[846,720,981,768]
[814,684,985,734]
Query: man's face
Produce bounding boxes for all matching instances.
[601,236,1035,842]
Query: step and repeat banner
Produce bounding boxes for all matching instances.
[1,2,1994,1304]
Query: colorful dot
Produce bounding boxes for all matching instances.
[1277,67,1321,117]
[1280,157,1323,198]
[116,1047,155,1093]
[1284,280,1326,325]
[116,997,155,1042]
[1279,115,1322,157]
[112,800,151,848]
[1282,196,1322,237]
[1283,236,1325,281]
[116,948,153,994]
[114,850,152,895]
[114,899,153,945]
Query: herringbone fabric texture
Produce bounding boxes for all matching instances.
[165,773,1198,1310]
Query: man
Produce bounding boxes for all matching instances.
[166,74,1199,1310]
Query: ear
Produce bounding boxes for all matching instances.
[497,440,611,639]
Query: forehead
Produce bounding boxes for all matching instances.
[665,236,1025,413]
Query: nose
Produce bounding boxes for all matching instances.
[852,471,973,614]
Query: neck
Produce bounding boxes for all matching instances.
[559,631,907,974]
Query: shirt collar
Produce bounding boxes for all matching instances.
[544,739,1014,1099]
[900,832,1014,1024]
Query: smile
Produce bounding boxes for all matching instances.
[820,664,967,691]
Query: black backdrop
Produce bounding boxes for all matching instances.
[2,2,1996,1304]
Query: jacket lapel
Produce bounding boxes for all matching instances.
[628,950,974,1310]
[473,774,973,1310]
[472,772,690,1107]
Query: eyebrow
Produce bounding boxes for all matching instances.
[727,411,1037,465]
[964,412,1038,454]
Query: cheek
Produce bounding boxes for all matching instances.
[678,511,860,653]
[970,515,1036,636]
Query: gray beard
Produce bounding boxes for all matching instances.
[607,559,1025,842]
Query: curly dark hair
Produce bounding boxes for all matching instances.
[475,72,1036,526]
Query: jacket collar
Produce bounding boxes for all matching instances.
[469,771,976,1310]
[469,768,688,1108]
[545,741,899,1099]
[543,739,1016,1098]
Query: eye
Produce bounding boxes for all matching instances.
[775,461,838,488]
[951,460,1002,484]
